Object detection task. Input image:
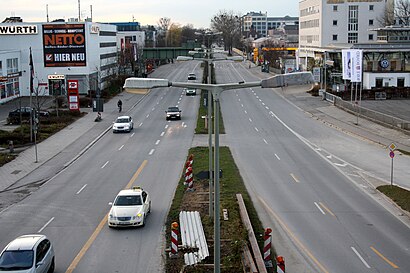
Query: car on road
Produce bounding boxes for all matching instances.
[112,116,133,133]
[0,234,55,273]
[188,73,196,80]
[165,106,181,120]
[108,186,151,228]
[7,107,50,124]
[184,88,196,96]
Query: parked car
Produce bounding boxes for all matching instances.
[188,73,196,80]
[7,107,50,125]
[0,234,55,273]
[108,186,151,228]
[184,88,196,96]
[112,116,134,133]
[165,106,181,120]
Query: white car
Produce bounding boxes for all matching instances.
[184,88,196,96]
[108,187,151,228]
[112,116,133,133]
[188,73,196,80]
[0,234,55,273]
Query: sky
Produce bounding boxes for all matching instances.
[1,0,299,29]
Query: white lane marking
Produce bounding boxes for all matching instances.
[149,149,155,155]
[130,133,135,137]
[238,98,241,102]
[254,127,259,132]
[182,122,185,127]
[249,118,253,122]
[139,123,143,127]
[244,110,248,114]
[38,217,55,233]
[118,145,124,151]
[326,155,332,159]
[76,184,87,195]
[241,104,244,107]
[290,173,300,183]
[334,163,347,167]
[152,108,155,111]
[165,125,169,129]
[178,97,182,101]
[256,96,259,99]
[265,106,269,110]
[262,102,265,106]
[263,139,268,144]
[275,154,280,160]
[314,202,326,215]
[351,247,371,269]
[101,161,109,169]
[155,140,160,145]
[259,99,262,102]
[160,131,165,136]
[146,114,150,118]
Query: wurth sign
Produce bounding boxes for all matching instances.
[0,25,38,34]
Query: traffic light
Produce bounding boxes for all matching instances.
[253,48,258,62]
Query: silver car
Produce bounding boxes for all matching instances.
[112,116,134,133]
[0,234,55,273]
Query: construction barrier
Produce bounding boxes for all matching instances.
[263,228,273,268]
[169,222,179,258]
[186,167,194,192]
[184,161,191,185]
[276,256,285,273]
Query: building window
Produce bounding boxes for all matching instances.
[0,61,2,75]
[348,6,359,32]
[6,58,18,74]
[333,5,338,12]
[397,78,405,87]
[369,5,374,11]
[369,34,374,40]
[333,20,337,26]
[348,32,358,43]
[369,19,374,26]
[333,34,338,41]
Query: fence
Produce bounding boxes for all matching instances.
[320,90,410,131]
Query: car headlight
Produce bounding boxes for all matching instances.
[136,213,143,220]
[109,214,117,220]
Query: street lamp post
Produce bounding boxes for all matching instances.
[123,71,314,273]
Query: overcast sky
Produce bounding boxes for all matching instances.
[1,0,299,29]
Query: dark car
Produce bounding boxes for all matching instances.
[165,106,181,120]
[7,107,50,124]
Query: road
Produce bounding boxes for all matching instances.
[0,61,202,272]
[0,59,409,273]
[215,61,410,272]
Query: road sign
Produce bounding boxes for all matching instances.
[389,143,396,151]
[389,151,395,158]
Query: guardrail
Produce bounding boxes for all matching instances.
[319,90,410,131]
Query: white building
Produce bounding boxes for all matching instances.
[0,21,117,103]
[242,12,298,38]
[299,0,390,53]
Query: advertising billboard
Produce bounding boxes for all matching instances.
[42,24,86,67]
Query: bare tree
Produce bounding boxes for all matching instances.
[396,0,410,25]
[167,23,182,47]
[157,17,171,47]
[211,10,242,55]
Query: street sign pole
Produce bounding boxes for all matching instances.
[389,143,396,186]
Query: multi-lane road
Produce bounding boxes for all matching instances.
[0,60,409,273]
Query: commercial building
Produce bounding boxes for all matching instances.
[0,21,117,104]
[242,12,298,38]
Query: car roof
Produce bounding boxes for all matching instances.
[5,234,46,251]
[117,187,144,196]
[116,116,131,119]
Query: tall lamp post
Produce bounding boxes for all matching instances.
[123,71,314,273]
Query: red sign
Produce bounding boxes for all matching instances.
[389,151,395,158]
[67,80,80,112]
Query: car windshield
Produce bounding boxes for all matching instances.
[168,107,179,112]
[115,118,129,123]
[0,250,34,270]
[114,195,142,206]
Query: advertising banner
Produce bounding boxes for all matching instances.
[67,80,80,111]
[350,49,363,83]
[42,24,86,67]
[342,50,351,80]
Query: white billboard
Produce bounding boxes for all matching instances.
[350,49,363,83]
[342,50,351,80]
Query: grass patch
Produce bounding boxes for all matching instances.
[0,153,16,166]
[377,185,410,212]
[165,146,268,272]
[195,91,225,135]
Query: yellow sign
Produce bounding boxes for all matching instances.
[389,143,396,151]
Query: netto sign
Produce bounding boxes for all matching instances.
[0,25,38,35]
[42,24,86,67]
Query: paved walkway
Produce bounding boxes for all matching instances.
[0,92,146,192]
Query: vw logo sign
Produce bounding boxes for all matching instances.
[380,59,389,69]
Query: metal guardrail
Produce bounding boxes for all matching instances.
[319,90,410,131]
[179,211,209,265]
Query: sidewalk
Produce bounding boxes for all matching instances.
[0,91,147,192]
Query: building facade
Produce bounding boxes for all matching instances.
[242,12,298,38]
[0,21,117,103]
